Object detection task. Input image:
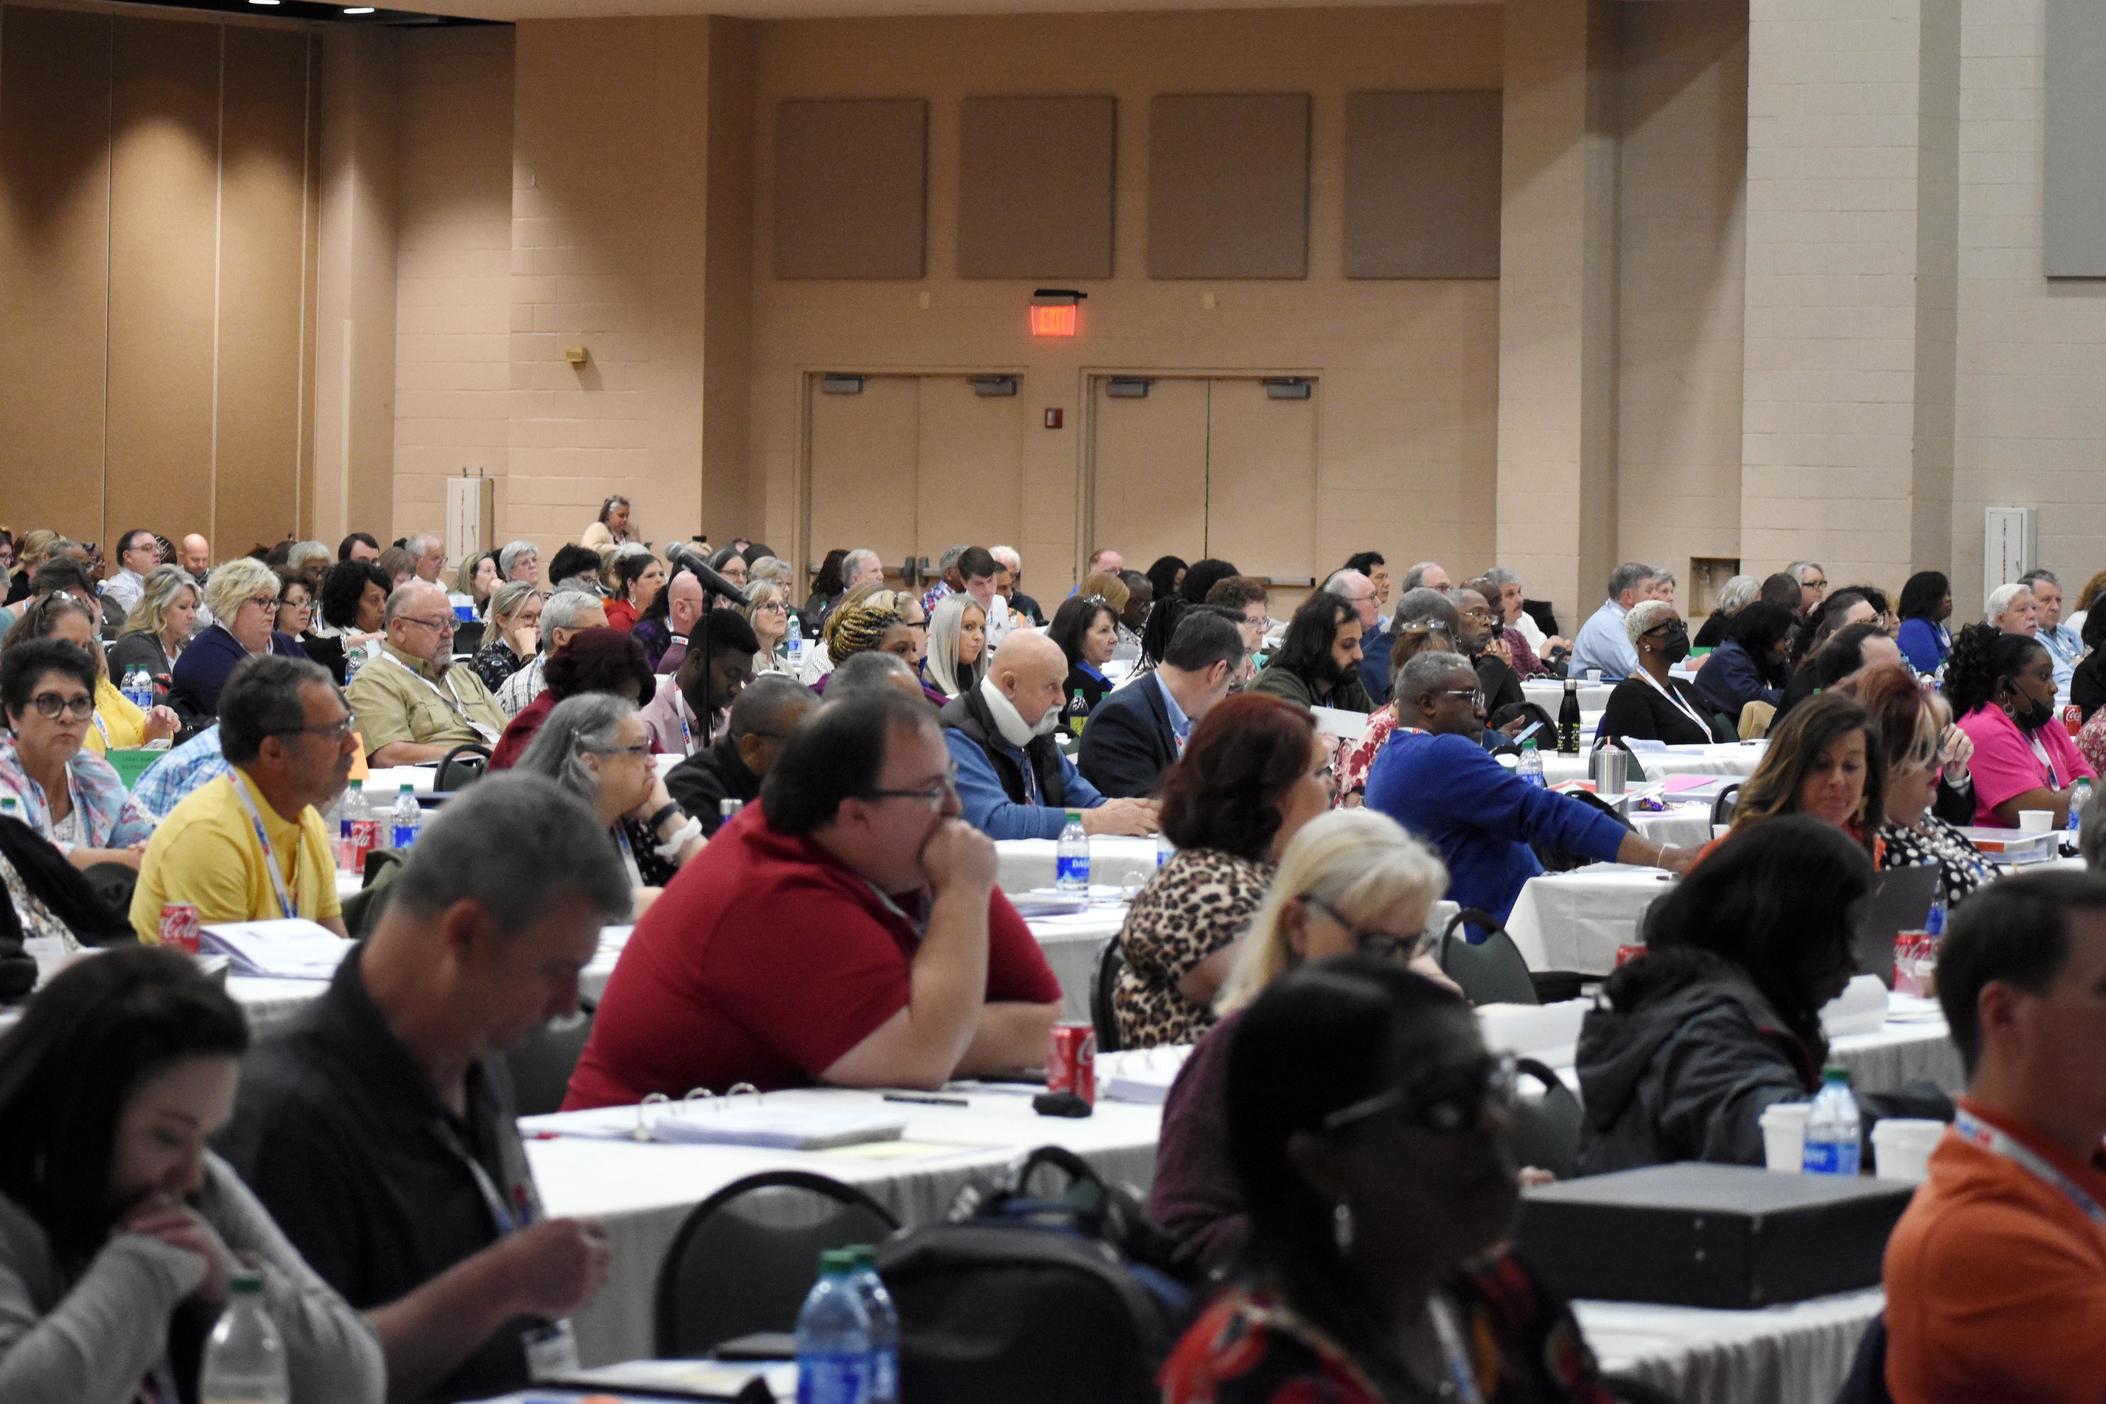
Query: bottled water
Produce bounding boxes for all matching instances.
[787,614,804,670]
[0,796,21,824]
[1801,1065,1862,1176]
[199,1270,288,1404]
[720,798,743,827]
[390,783,421,851]
[1924,891,1948,938]
[845,1246,899,1404]
[2068,778,2092,843]
[796,1249,871,1404]
[1156,832,1174,868]
[122,666,153,714]
[1056,812,1090,893]
[1516,738,1548,789]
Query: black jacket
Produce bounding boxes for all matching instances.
[1078,674,1179,799]
[1598,675,1732,746]
[665,733,762,835]
[0,816,133,992]
[2075,651,2106,724]
[939,687,1070,811]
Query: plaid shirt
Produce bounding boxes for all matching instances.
[131,725,230,820]
[0,733,155,852]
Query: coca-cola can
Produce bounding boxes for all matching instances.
[1894,930,1936,998]
[2065,705,2085,737]
[1048,1021,1096,1104]
[158,903,201,955]
[1615,943,1647,968]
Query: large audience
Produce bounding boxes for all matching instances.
[1,514,2104,1402]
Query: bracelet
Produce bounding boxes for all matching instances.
[653,815,703,861]
[645,802,682,833]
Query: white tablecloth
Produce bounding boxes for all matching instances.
[534,1085,1166,1366]
[1628,804,1717,850]
[1579,1287,1883,1404]
[1523,680,1617,712]
[1503,864,1676,973]
[1517,742,1767,787]
[996,837,1160,896]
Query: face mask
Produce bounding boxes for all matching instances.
[1661,625,1692,665]
[2013,691,2054,732]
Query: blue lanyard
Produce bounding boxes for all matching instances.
[227,776,301,920]
[1954,1109,2106,1228]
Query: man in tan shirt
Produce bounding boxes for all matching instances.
[346,580,508,766]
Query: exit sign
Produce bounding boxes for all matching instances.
[1029,303,1078,337]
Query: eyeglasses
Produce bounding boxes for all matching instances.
[758,601,789,615]
[243,594,280,612]
[1303,894,1431,963]
[398,616,457,634]
[28,692,96,721]
[861,768,959,807]
[277,717,355,743]
[589,742,654,759]
[1459,608,1497,623]
[1433,687,1486,707]
[1322,1052,1519,1136]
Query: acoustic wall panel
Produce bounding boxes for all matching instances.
[957,95,1115,279]
[2045,0,2106,276]
[1147,93,1309,280]
[1344,90,1501,280]
[774,98,926,279]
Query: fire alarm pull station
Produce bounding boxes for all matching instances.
[1044,409,1063,429]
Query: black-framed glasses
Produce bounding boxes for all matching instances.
[861,767,959,807]
[28,692,96,721]
[1321,1052,1519,1135]
[243,594,280,612]
[1303,894,1430,963]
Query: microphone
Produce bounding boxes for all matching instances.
[668,545,751,608]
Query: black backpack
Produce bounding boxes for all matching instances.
[874,1145,1197,1404]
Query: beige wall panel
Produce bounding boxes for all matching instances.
[1089,377,1207,571]
[106,17,219,550]
[774,98,927,279]
[957,96,1115,279]
[217,26,312,553]
[0,8,112,541]
[1344,90,1502,280]
[1148,93,1309,279]
[915,376,1023,558]
[1205,379,1317,584]
[808,375,919,572]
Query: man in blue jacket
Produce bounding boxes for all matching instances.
[1366,651,1696,926]
[941,631,1159,839]
[1078,608,1245,798]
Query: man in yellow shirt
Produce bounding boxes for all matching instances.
[132,654,358,941]
[345,579,508,766]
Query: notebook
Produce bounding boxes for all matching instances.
[1099,1046,1193,1105]
[550,1358,794,1402]
[520,1099,908,1151]
[198,920,353,980]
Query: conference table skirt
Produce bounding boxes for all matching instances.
[1577,1287,1883,1404]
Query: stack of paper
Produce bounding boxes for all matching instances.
[1099,1046,1193,1105]
[198,920,352,980]
[520,1100,907,1150]
[551,1358,794,1402]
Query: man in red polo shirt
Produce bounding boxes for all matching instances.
[565,689,1063,1105]
[1883,868,2106,1402]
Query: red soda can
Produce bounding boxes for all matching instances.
[1048,1021,1097,1104]
[2065,705,2084,737]
[1893,931,1934,998]
[158,903,201,955]
[1615,943,1647,967]
[349,816,381,873]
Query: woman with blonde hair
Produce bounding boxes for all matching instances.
[744,579,794,673]
[169,557,306,718]
[108,564,202,713]
[1150,808,1452,1269]
[923,593,988,699]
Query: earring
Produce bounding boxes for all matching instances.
[1333,1201,1355,1254]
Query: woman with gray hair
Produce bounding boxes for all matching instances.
[512,692,703,913]
[169,556,306,718]
[1693,574,1758,649]
[284,540,332,596]
[1597,598,1733,746]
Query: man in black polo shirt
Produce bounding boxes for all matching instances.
[666,673,816,835]
[217,773,632,1402]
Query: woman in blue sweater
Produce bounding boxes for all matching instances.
[1895,570,1953,675]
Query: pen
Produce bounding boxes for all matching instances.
[884,1092,969,1107]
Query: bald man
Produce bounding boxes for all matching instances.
[345,580,509,766]
[179,534,212,585]
[939,631,1157,840]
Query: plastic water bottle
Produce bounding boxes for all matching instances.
[335,779,363,873]
[121,666,151,714]
[1517,738,1548,789]
[720,797,743,828]
[2067,778,2092,844]
[390,783,421,851]
[199,1269,288,1404]
[787,614,805,671]
[1156,832,1174,868]
[1056,811,1090,893]
[1801,1065,1862,1176]
[795,1249,872,1404]
[844,1246,899,1404]
[0,796,21,825]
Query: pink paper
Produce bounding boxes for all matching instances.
[1661,774,1722,794]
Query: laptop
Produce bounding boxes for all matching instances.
[1851,865,1941,986]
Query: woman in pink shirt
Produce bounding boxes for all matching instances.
[1947,623,2094,827]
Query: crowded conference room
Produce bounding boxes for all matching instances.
[5,0,2106,1401]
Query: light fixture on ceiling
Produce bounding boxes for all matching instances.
[344,5,376,11]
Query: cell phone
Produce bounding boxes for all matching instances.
[1512,719,1545,746]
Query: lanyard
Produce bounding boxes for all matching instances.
[1636,667,1708,736]
[1427,1293,1485,1404]
[2028,731,2063,790]
[676,694,698,758]
[227,775,302,920]
[865,882,933,939]
[1953,1109,2106,1228]
[613,825,645,885]
[384,651,499,744]
[433,1116,528,1237]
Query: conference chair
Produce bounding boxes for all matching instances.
[1711,782,1742,829]
[503,1001,595,1117]
[1737,699,1775,740]
[435,742,492,793]
[1090,936,1126,1055]
[1508,1058,1583,1181]
[339,848,405,941]
[1436,908,1538,1007]
[654,1171,901,1358]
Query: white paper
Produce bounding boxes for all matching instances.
[198,919,352,980]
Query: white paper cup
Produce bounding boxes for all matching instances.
[2019,809,2055,833]
[1872,1118,1946,1184]
[1586,669,1603,685]
[1760,1101,1810,1173]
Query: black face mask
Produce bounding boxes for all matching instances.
[2012,689,2054,732]
[1660,625,1692,665]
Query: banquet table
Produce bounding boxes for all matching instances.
[1503,863,1678,973]
[1522,679,1617,713]
[1577,1287,1883,1404]
[996,836,1160,896]
[532,1083,1165,1365]
[1509,741,1767,787]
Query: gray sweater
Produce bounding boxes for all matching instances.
[0,1152,384,1404]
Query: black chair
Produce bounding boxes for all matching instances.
[1832,1312,1891,1404]
[654,1171,901,1358]
[452,619,486,653]
[1437,908,1538,1007]
[1711,782,1742,829]
[1091,936,1126,1054]
[1508,1057,1583,1180]
[504,1000,595,1117]
[436,742,492,793]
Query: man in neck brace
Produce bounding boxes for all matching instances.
[940,631,1161,840]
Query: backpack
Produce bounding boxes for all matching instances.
[874,1145,1197,1403]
